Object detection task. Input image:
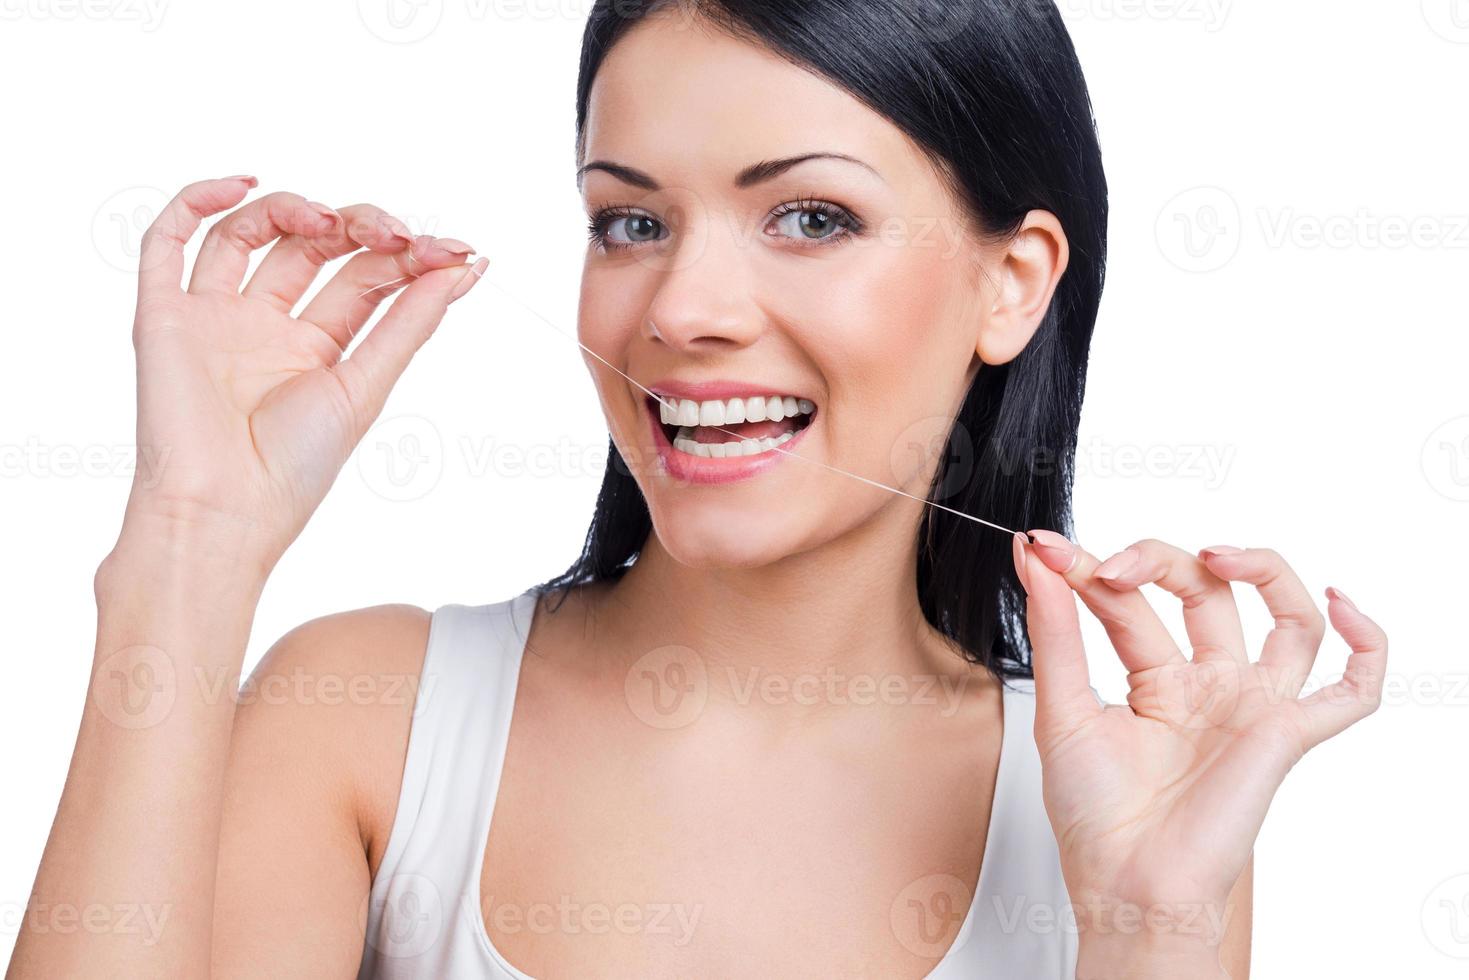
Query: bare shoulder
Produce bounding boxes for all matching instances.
[230,602,435,874]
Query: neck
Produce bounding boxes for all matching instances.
[598,497,977,719]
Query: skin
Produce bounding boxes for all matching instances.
[8,9,1388,980]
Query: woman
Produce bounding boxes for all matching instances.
[10,1,1387,978]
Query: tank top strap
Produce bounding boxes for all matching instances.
[358,588,538,976]
[938,675,1079,977]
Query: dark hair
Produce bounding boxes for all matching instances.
[535,0,1108,680]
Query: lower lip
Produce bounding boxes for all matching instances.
[645,400,815,486]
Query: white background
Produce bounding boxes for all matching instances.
[2,0,1466,975]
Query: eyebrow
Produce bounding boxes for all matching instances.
[575,152,883,190]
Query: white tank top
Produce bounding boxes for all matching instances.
[357,589,1079,978]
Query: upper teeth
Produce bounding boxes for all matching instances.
[658,395,815,427]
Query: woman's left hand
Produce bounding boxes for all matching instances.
[1011,533,1388,978]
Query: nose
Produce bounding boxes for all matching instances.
[641,231,764,354]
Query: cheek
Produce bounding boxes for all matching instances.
[778,245,977,484]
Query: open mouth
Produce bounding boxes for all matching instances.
[647,393,817,458]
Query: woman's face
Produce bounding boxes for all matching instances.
[577,11,1053,570]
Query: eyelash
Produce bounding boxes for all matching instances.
[586,194,864,253]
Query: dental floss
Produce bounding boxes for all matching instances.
[353,270,1037,546]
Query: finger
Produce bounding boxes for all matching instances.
[1015,533,1102,733]
[186,191,341,296]
[240,204,416,313]
[1025,529,1184,674]
[332,257,488,437]
[1093,538,1248,665]
[1198,545,1326,695]
[299,236,478,351]
[136,176,257,308]
[1297,587,1387,750]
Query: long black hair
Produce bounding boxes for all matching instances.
[534,0,1109,680]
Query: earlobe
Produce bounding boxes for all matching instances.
[974,210,1070,365]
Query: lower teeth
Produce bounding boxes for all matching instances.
[671,426,796,458]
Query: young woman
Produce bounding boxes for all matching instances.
[10,2,1388,978]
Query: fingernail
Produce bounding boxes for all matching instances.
[1011,532,1031,595]
[1200,545,1245,561]
[1028,529,1078,574]
[305,200,340,224]
[1095,547,1140,582]
[222,174,257,186]
[449,257,489,301]
[1326,586,1358,611]
[380,215,414,246]
[433,237,476,256]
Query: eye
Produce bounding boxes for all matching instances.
[587,207,666,252]
[767,196,862,246]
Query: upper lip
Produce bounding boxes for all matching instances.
[642,378,816,404]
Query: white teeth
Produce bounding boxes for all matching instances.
[670,426,797,459]
[659,394,814,429]
[659,394,815,460]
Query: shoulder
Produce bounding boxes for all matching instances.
[232,603,436,873]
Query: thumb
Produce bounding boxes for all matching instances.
[1015,531,1100,734]
[335,258,487,433]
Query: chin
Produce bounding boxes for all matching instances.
[646,499,818,571]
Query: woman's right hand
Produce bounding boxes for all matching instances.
[116,176,486,579]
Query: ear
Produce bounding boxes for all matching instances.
[975,210,1070,366]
